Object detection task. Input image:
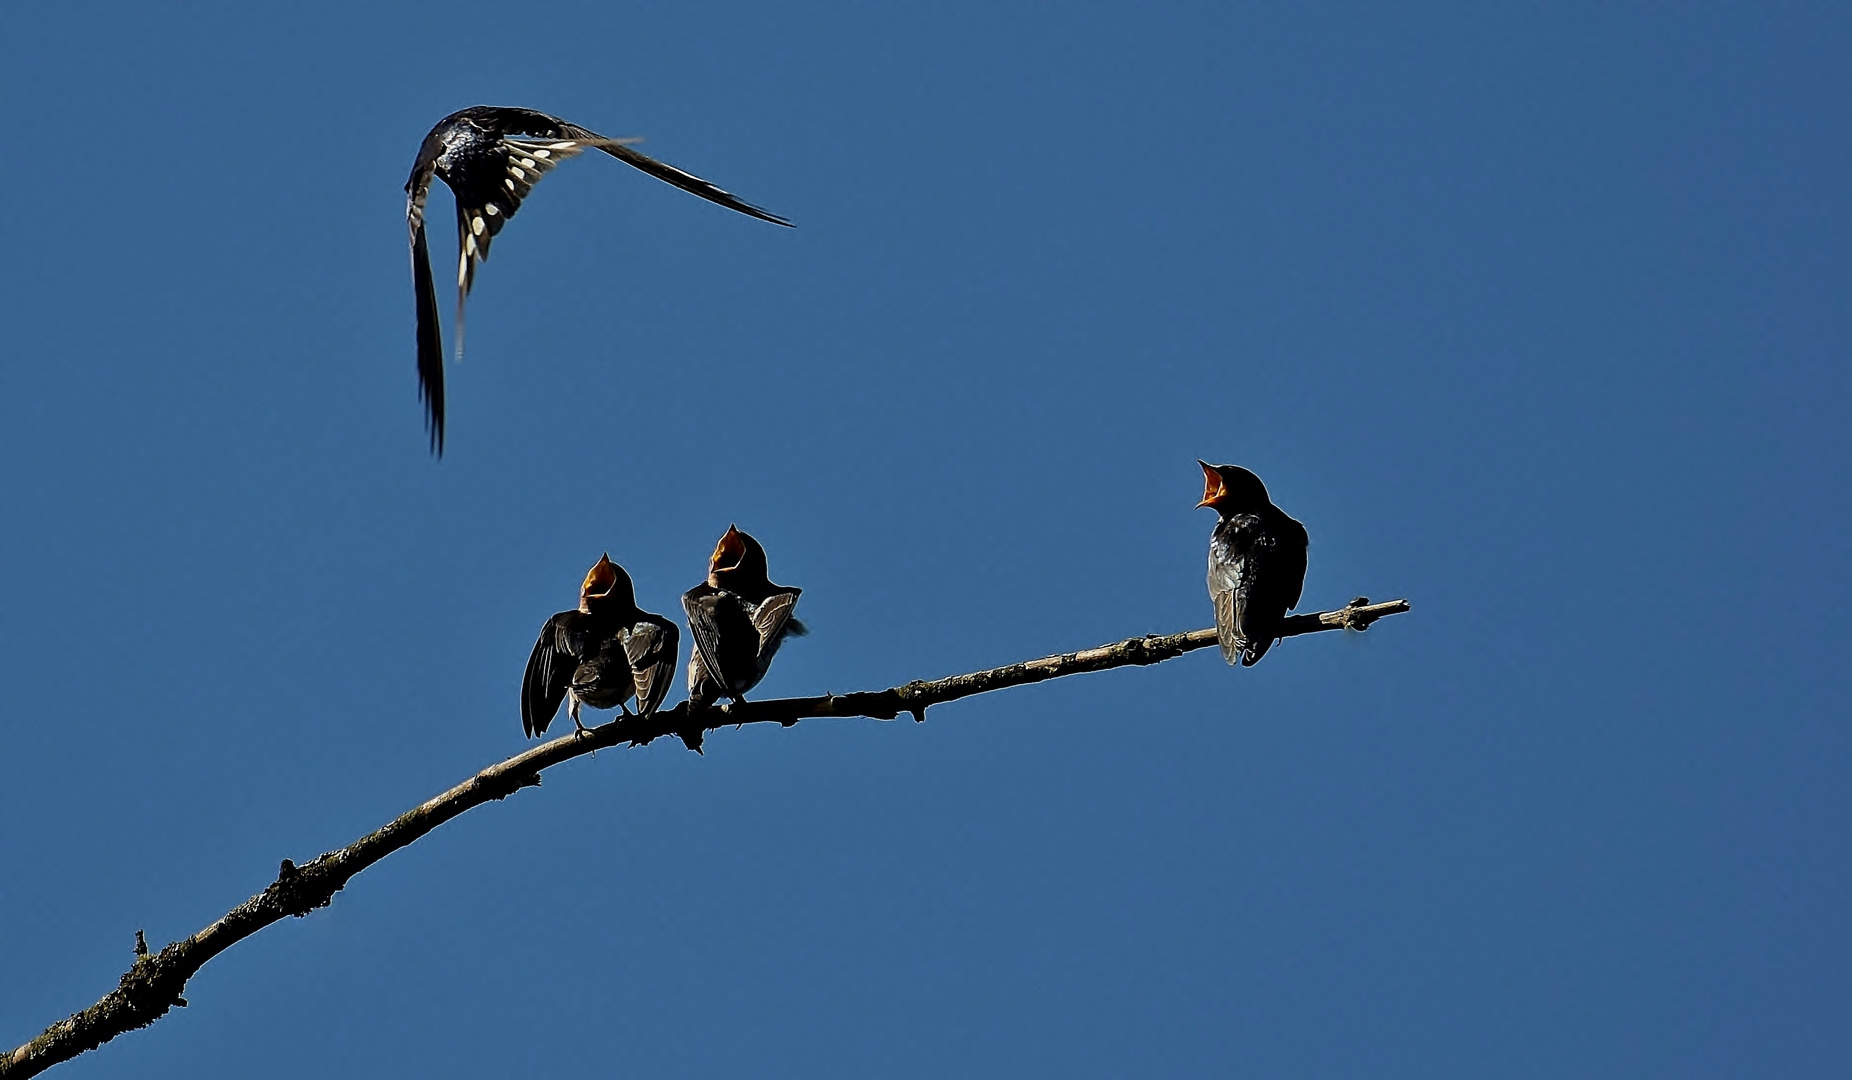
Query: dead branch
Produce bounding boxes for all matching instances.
[0,597,1407,1078]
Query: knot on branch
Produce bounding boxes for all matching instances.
[265,855,344,918]
[90,937,193,1040]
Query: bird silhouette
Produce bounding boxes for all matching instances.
[1197,462,1309,666]
[406,105,793,454]
[682,526,806,708]
[523,554,680,736]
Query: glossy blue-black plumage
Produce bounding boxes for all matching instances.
[1199,462,1309,666]
[405,106,793,454]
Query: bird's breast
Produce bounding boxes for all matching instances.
[570,656,635,709]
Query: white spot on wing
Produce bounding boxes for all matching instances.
[519,157,536,169]
[504,178,516,190]
[531,148,552,159]
[484,204,498,215]
[471,216,486,236]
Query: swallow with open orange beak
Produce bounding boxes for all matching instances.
[522,554,680,737]
[1197,462,1309,666]
[682,525,807,709]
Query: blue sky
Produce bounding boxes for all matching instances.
[2,2,1848,1076]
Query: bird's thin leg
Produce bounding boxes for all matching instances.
[569,696,589,736]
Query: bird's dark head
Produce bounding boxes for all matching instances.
[707,525,768,588]
[579,553,636,614]
[1196,461,1271,515]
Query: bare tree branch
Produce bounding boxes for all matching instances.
[1,597,1407,1078]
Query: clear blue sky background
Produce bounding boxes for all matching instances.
[3,3,1848,1076]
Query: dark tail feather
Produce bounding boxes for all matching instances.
[411,223,446,456]
[1239,636,1273,667]
[599,142,794,227]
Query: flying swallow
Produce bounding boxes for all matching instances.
[406,105,793,454]
[1197,462,1310,666]
[523,554,680,736]
[682,526,806,708]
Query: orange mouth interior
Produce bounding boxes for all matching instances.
[1196,463,1225,509]
[710,527,746,571]
[581,554,618,599]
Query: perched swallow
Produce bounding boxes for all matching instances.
[522,554,681,737]
[1197,462,1310,666]
[406,105,793,454]
[682,526,806,708]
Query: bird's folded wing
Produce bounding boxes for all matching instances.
[686,645,718,705]
[1208,533,1250,666]
[624,618,680,717]
[750,590,803,659]
[682,588,734,695]
[1211,587,1242,665]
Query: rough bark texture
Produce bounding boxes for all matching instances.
[1,597,1407,1078]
